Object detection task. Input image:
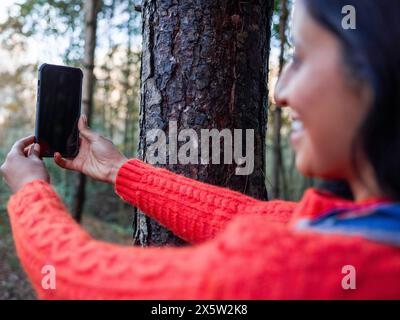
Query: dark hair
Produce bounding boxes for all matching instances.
[303,0,400,201]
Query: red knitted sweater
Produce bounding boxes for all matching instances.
[6,159,400,299]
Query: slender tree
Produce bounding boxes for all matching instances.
[123,0,140,158]
[73,0,102,222]
[272,0,289,199]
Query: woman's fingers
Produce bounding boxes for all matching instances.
[23,146,30,156]
[78,114,97,142]
[54,152,75,170]
[27,144,35,157]
[28,143,41,159]
[11,135,35,156]
[2,136,50,193]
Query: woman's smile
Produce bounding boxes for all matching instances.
[290,114,305,148]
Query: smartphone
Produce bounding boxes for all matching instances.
[35,63,83,158]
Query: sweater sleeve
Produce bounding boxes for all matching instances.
[8,180,398,299]
[115,159,297,244]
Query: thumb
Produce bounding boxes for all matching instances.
[28,143,41,159]
[78,114,97,142]
[54,152,76,171]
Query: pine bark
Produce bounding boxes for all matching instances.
[134,0,273,246]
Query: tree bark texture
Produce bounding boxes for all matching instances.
[134,0,273,246]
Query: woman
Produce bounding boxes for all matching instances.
[1,0,400,299]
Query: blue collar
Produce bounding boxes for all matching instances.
[295,202,400,247]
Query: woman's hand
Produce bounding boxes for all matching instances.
[54,115,128,184]
[0,136,50,193]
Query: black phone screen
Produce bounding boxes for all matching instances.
[35,64,83,158]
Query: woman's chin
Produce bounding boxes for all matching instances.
[294,152,316,178]
[296,157,341,180]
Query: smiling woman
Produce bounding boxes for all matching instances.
[275,0,377,201]
[1,0,400,299]
[288,0,400,203]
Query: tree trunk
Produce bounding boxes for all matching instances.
[73,0,101,222]
[134,0,273,246]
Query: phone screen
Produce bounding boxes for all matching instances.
[35,64,83,158]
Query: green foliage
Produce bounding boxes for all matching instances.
[0,0,84,61]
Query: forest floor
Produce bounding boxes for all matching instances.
[0,213,133,300]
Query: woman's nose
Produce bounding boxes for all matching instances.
[274,85,288,107]
[274,65,290,107]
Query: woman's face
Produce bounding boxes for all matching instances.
[274,0,371,181]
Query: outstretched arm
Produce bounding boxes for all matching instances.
[8,180,389,300]
[49,115,297,244]
[115,159,296,244]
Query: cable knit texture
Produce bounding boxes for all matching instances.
[6,159,400,299]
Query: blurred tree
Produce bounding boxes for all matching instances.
[134,0,273,246]
[122,0,140,158]
[73,0,102,222]
[272,0,289,199]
